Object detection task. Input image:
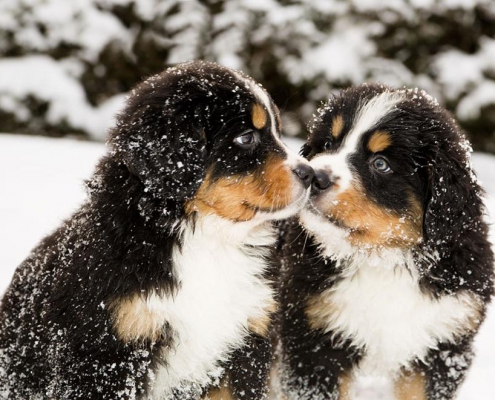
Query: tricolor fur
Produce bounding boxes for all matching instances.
[0,61,313,399]
[276,84,494,400]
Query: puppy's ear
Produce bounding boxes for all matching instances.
[110,83,208,203]
[419,132,494,294]
[423,137,485,253]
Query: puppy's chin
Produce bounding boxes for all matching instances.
[298,206,358,260]
[254,186,310,223]
[299,205,350,238]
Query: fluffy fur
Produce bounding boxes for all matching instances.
[276,84,494,400]
[0,61,313,399]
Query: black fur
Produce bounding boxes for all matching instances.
[276,220,361,399]
[0,61,290,399]
[228,333,272,400]
[277,84,494,399]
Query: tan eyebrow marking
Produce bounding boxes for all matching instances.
[331,114,344,138]
[252,103,267,130]
[368,130,392,153]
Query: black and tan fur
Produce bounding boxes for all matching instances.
[0,61,313,399]
[276,84,494,400]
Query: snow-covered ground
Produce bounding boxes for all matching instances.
[0,134,494,399]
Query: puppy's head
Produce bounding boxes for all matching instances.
[110,61,311,223]
[300,84,485,255]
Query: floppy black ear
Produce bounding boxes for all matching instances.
[423,141,484,250]
[110,81,208,203]
[420,133,493,294]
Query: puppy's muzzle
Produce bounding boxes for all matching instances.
[311,169,334,195]
[292,164,314,189]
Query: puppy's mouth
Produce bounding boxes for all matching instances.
[250,188,310,217]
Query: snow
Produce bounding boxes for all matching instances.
[0,135,104,277]
[0,0,130,59]
[434,37,495,120]
[2,0,495,144]
[0,56,126,140]
[433,50,484,101]
[457,81,495,120]
[0,134,494,399]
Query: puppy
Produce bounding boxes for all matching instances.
[0,61,314,399]
[276,84,494,399]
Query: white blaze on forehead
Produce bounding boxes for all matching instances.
[345,90,405,152]
[309,91,405,191]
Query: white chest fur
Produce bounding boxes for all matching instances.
[150,216,275,399]
[315,253,480,376]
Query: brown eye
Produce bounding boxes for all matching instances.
[372,157,392,173]
[324,140,332,151]
[234,130,259,149]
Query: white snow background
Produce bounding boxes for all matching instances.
[0,134,494,399]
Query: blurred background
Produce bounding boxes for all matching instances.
[1,0,495,152]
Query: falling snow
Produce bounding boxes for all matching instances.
[0,135,493,399]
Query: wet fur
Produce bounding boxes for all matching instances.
[0,61,307,399]
[276,84,494,400]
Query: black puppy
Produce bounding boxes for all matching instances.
[276,84,493,399]
[0,61,314,399]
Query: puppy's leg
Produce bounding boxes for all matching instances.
[279,330,358,399]
[421,338,475,400]
[49,339,157,399]
[228,332,272,400]
[203,376,235,400]
[394,369,427,400]
[48,295,172,399]
[201,332,271,400]
[278,294,360,400]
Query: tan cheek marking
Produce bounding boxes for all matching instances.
[368,130,392,153]
[394,370,427,400]
[202,376,234,400]
[186,156,294,222]
[252,103,267,130]
[322,184,423,248]
[261,155,294,208]
[186,172,257,221]
[110,295,165,343]
[331,115,344,139]
[247,298,278,338]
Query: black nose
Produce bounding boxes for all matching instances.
[293,164,314,189]
[312,171,332,193]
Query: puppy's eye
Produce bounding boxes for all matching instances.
[234,130,259,148]
[372,157,392,173]
[324,140,332,151]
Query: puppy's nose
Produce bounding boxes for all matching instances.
[312,171,332,193]
[292,164,315,189]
